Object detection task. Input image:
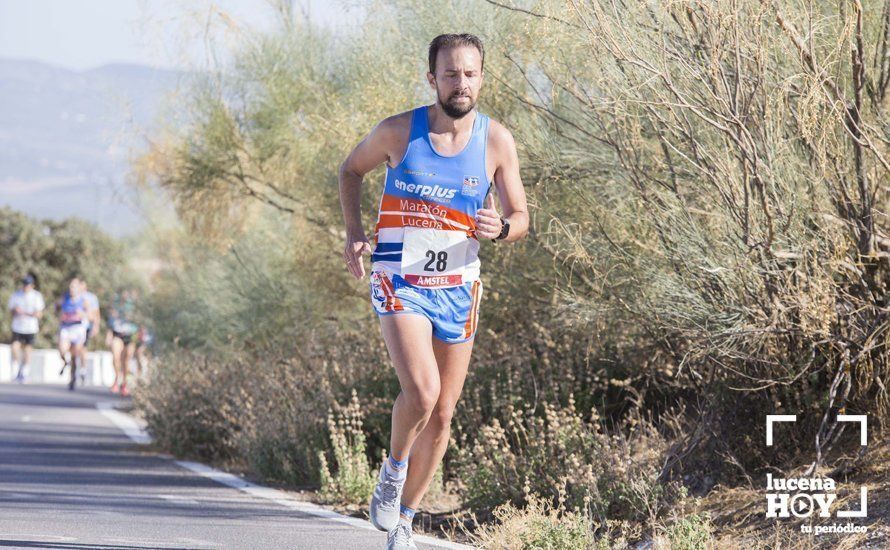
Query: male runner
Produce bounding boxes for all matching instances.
[56,277,88,391]
[338,33,528,550]
[7,275,45,383]
[78,279,100,385]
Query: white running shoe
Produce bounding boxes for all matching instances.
[369,466,405,532]
[386,523,418,550]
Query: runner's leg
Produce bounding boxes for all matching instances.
[58,336,71,376]
[69,343,81,387]
[380,314,441,461]
[22,344,34,376]
[79,332,89,381]
[135,344,145,379]
[400,337,474,510]
[120,340,135,393]
[111,336,124,390]
[11,339,21,367]
[11,340,22,378]
[58,337,68,365]
[22,342,33,379]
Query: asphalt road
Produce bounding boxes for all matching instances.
[0,383,465,550]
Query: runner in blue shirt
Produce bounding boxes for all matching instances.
[55,277,88,391]
[338,34,528,550]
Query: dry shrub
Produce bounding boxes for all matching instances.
[662,512,712,550]
[476,0,890,478]
[471,492,595,550]
[454,396,676,524]
[136,351,250,462]
[239,355,333,485]
[318,390,378,505]
[139,325,394,484]
[471,488,711,550]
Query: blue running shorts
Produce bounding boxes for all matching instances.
[370,271,483,344]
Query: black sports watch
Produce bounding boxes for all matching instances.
[493,217,510,242]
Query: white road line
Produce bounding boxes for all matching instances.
[176,460,377,531]
[96,402,151,444]
[96,402,474,549]
[0,535,77,542]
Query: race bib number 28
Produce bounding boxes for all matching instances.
[401,228,469,287]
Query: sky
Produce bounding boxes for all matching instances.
[0,0,362,71]
[0,1,363,236]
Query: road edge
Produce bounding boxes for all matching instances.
[96,401,474,550]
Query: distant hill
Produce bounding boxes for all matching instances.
[0,58,182,236]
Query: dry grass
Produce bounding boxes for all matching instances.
[702,440,889,549]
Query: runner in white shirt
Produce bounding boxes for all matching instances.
[7,275,45,383]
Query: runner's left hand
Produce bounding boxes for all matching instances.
[475,193,502,240]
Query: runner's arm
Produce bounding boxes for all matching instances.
[338,116,404,278]
[476,122,529,242]
[35,294,45,319]
[8,295,22,317]
[87,301,98,326]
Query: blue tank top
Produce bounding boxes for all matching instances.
[371,105,491,288]
[59,292,86,327]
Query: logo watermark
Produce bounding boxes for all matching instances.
[764,414,868,536]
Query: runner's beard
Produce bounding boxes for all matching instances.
[439,90,476,118]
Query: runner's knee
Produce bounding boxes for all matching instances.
[427,404,455,433]
[404,384,440,415]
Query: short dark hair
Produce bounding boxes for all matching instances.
[428,33,484,74]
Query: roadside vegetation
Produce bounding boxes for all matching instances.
[134,1,889,547]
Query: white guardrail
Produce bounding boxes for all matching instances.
[0,343,116,386]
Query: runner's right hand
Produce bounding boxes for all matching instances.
[344,233,372,279]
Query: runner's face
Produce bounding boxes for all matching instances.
[428,46,483,119]
[69,279,80,295]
